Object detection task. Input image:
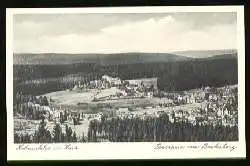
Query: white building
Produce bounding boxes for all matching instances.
[117,107,129,115]
[177,95,183,102]
[102,75,121,86]
[127,77,158,89]
[147,92,153,98]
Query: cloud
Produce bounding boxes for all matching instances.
[13,13,237,53]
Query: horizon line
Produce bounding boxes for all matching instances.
[13,48,237,55]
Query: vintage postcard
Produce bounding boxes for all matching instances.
[6,6,245,160]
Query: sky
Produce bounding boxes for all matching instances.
[13,12,237,54]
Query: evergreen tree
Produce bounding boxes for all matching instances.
[42,96,49,106]
[53,123,63,142]
[65,125,73,142]
[72,131,77,142]
[14,133,20,143]
[33,117,52,143]
[64,110,68,121]
[59,112,64,123]
[23,133,31,143]
[81,132,86,142]
[38,96,43,105]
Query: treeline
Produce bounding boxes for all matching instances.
[157,58,238,91]
[14,56,237,95]
[14,93,50,120]
[14,92,49,105]
[14,81,70,96]
[87,113,238,142]
[14,118,85,143]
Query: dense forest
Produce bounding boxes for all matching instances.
[14,112,238,143]
[157,56,237,91]
[13,52,190,65]
[13,53,237,95]
[87,113,238,142]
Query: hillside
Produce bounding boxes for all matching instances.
[13,52,191,65]
[14,52,238,95]
[172,49,237,58]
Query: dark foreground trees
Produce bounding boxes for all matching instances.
[14,112,238,143]
[87,113,238,142]
[14,118,78,143]
[33,117,52,143]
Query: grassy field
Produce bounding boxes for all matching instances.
[15,86,208,139]
[44,87,175,113]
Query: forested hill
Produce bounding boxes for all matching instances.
[203,53,237,60]
[13,51,238,95]
[157,53,238,91]
[13,52,191,65]
[172,49,237,58]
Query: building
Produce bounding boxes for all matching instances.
[102,75,122,86]
[117,107,129,115]
[146,92,153,98]
[127,77,158,89]
[205,92,218,102]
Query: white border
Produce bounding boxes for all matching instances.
[6,6,246,160]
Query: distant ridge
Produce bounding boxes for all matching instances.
[13,49,237,65]
[13,52,191,65]
[172,49,237,58]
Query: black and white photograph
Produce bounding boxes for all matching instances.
[6,6,245,160]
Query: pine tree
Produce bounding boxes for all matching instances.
[53,123,63,142]
[64,110,68,121]
[42,96,49,106]
[39,96,43,105]
[59,112,64,123]
[72,131,77,142]
[81,132,86,142]
[14,133,20,143]
[65,125,73,142]
[45,130,52,142]
[23,133,31,143]
[61,132,65,142]
[33,117,52,143]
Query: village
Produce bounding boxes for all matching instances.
[13,74,238,141]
